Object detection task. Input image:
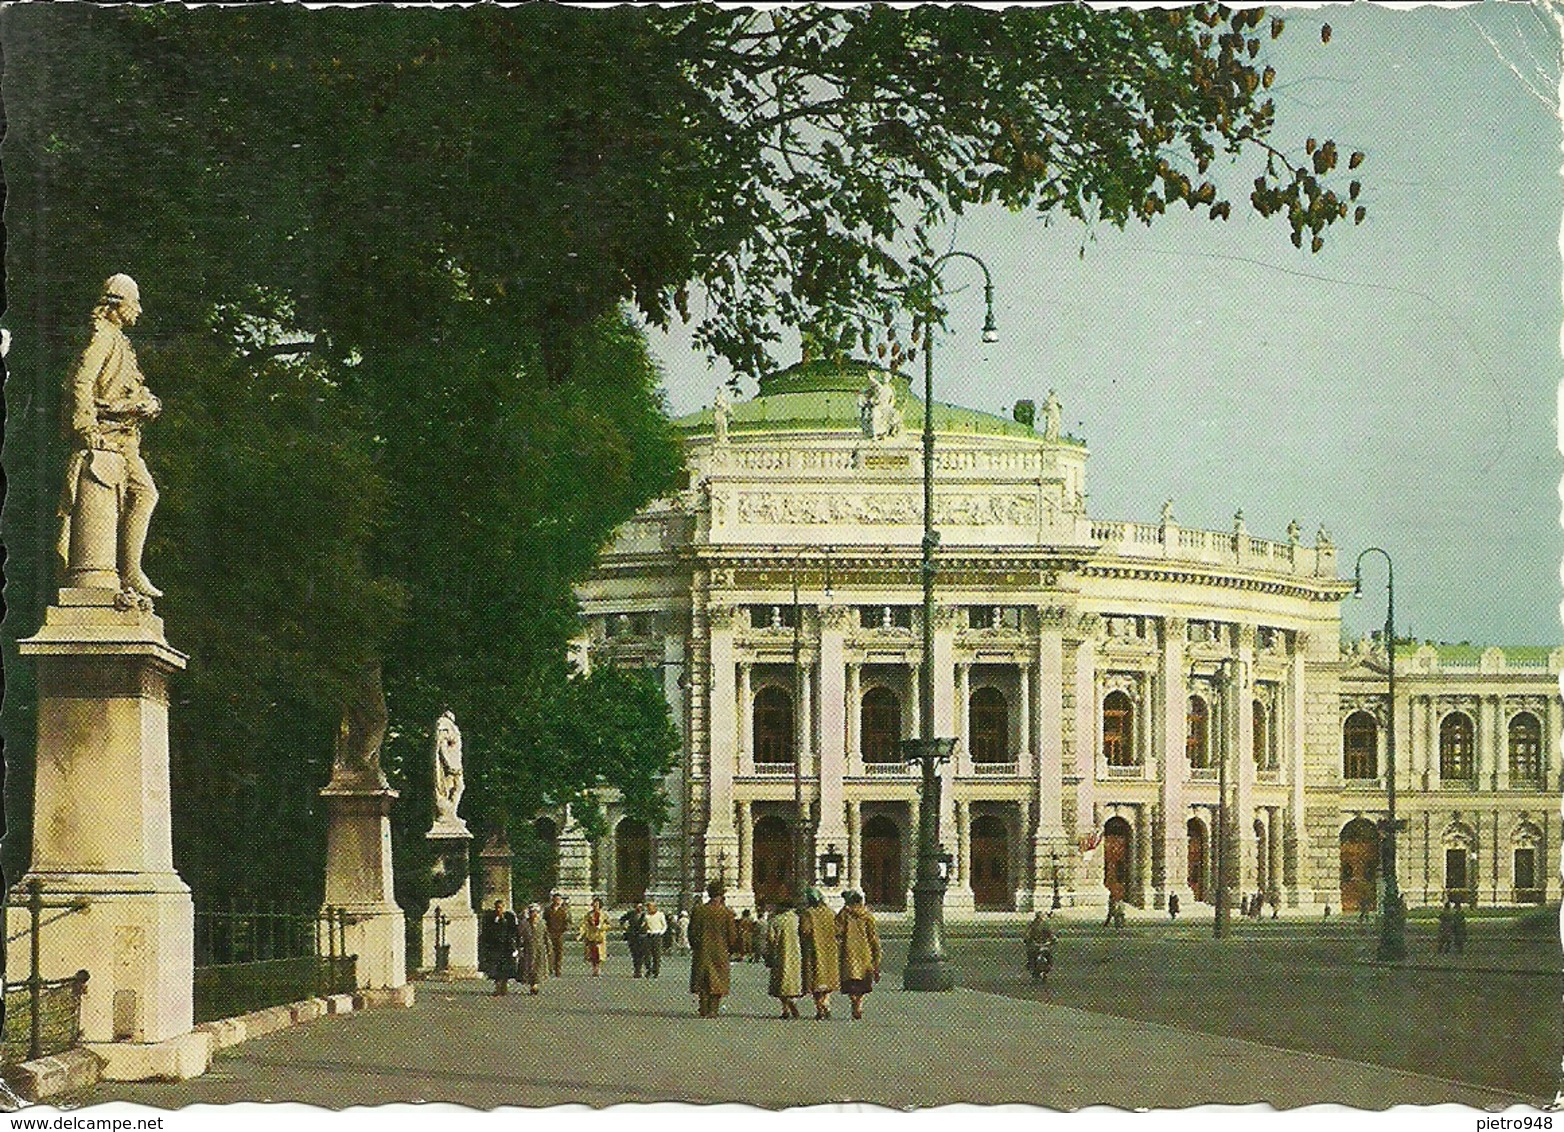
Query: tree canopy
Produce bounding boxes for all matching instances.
[1,4,1361,899]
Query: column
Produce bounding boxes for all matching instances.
[956,662,972,775]
[1032,618,1066,908]
[1018,661,1033,776]
[1160,617,1189,904]
[1425,697,1440,789]
[654,631,688,906]
[1286,634,1308,906]
[845,661,862,773]
[1546,693,1560,792]
[955,800,970,885]
[1268,806,1283,901]
[1137,803,1155,907]
[737,662,753,776]
[1495,697,1510,791]
[1073,626,1101,894]
[933,614,959,853]
[705,611,739,877]
[737,800,754,896]
[1235,628,1257,891]
[1475,695,1493,791]
[846,799,863,891]
[817,614,849,849]
[909,662,921,735]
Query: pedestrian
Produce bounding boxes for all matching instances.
[643,900,668,978]
[765,896,804,1019]
[1254,891,1265,920]
[737,909,756,963]
[1269,888,1281,919]
[1239,893,1249,918]
[544,892,571,977]
[676,908,691,954]
[748,909,765,963]
[1452,899,1467,953]
[836,890,881,1020]
[579,896,609,977]
[521,903,547,994]
[1167,893,1179,921]
[1323,904,1331,920]
[688,879,739,1017]
[478,899,520,996]
[620,901,650,978]
[1436,899,1453,954]
[798,887,840,1020]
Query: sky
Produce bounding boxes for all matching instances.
[642,4,1563,649]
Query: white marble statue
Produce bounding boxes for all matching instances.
[1041,389,1062,441]
[1160,499,1175,526]
[858,372,902,440]
[432,710,466,831]
[713,388,731,445]
[56,274,163,606]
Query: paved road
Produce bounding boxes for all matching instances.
[76,949,1530,1111]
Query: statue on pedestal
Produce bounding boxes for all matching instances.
[858,372,902,440]
[1041,389,1062,441]
[332,664,391,789]
[713,388,731,446]
[431,710,468,835]
[55,274,163,608]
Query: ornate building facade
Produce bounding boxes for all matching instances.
[562,360,1560,917]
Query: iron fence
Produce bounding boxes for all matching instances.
[2,880,91,1064]
[193,902,356,1023]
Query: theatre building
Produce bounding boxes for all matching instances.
[558,359,1560,917]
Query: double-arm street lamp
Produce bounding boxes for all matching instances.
[1354,546,1406,961]
[792,548,834,894]
[901,251,998,992]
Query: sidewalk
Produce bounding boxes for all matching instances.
[71,957,1523,1110]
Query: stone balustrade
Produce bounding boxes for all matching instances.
[1089,519,1335,577]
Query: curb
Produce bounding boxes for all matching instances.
[192,983,417,1053]
[1,1047,105,1103]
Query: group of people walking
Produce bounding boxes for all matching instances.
[687,880,882,1021]
[477,899,551,995]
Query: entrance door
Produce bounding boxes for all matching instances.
[970,814,1012,910]
[1445,846,1469,904]
[615,818,651,905]
[1103,817,1131,902]
[753,816,793,907]
[1515,847,1538,902]
[862,815,904,910]
[1340,818,1378,913]
[1187,818,1207,902]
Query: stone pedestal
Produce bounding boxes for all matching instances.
[11,599,208,1081]
[420,833,478,976]
[320,786,406,989]
[555,818,596,906]
[477,832,514,911]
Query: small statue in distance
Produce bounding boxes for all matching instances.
[1041,389,1062,441]
[56,274,163,607]
[432,710,467,833]
[858,371,902,441]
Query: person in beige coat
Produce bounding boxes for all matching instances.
[764,899,804,1019]
[578,897,609,976]
[837,890,882,1020]
[798,887,840,1019]
[687,879,739,1017]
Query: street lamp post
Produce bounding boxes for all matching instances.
[1214,661,1231,939]
[901,251,998,993]
[791,549,834,894]
[1354,547,1406,962]
[1050,850,1062,911]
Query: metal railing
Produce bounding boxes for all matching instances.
[970,761,1019,776]
[193,902,356,1023]
[3,881,90,1064]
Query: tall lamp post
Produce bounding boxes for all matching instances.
[901,251,998,992]
[791,549,834,894]
[1214,660,1232,938]
[1354,547,1406,961]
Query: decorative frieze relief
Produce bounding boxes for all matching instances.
[735,491,1042,527]
[1340,694,1388,723]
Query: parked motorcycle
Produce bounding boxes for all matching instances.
[1026,940,1055,984]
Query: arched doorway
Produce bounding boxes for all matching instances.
[970,813,1012,909]
[1339,817,1379,913]
[1103,816,1132,902]
[1186,817,1207,902]
[753,815,793,907]
[615,817,651,905]
[862,815,904,910]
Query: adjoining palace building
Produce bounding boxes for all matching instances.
[559,359,1560,918]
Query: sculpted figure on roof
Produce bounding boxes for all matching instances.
[858,371,902,441]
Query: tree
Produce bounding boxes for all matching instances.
[1,4,1362,894]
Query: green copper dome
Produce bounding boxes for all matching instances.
[674,359,1081,443]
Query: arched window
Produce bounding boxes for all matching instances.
[1186,696,1210,768]
[969,687,1009,764]
[753,685,794,765]
[1439,712,1475,781]
[861,686,901,765]
[1509,712,1543,783]
[1343,712,1378,780]
[1103,690,1136,767]
[1253,700,1272,769]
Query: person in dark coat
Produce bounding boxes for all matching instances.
[1436,900,1454,954]
[478,899,521,996]
[621,902,650,978]
[688,879,739,1017]
[1452,899,1468,953]
[1167,893,1180,921]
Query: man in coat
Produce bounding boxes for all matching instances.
[688,879,739,1017]
[478,899,521,996]
[798,887,840,1019]
[520,904,548,994]
[620,901,651,978]
[544,893,571,977]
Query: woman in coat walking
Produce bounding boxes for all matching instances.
[520,904,548,994]
[765,898,804,1019]
[836,891,882,1020]
[798,887,840,1019]
[578,896,609,977]
[478,899,521,996]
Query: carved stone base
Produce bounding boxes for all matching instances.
[421,881,479,974]
[85,1031,210,1082]
[320,786,405,989]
